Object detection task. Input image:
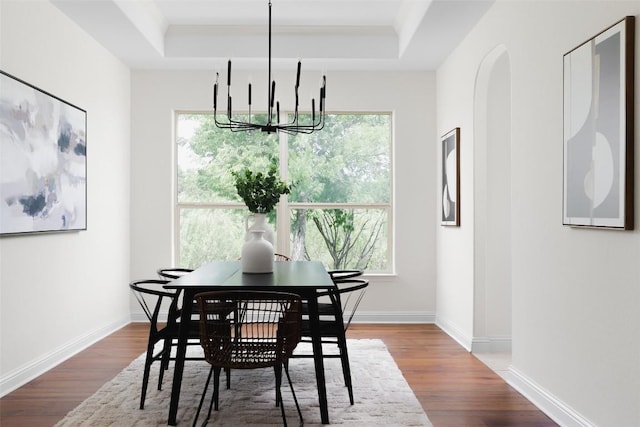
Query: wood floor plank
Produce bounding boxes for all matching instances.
[0,323,558,426]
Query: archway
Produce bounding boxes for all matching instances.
[472,45,512,357]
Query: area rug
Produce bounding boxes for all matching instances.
[54,339,432,426]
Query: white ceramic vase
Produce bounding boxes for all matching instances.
[245,213,275,245]
[241,230,274,273]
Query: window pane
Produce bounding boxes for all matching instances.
[177,113,279,204]
[178,208,245,268]
[289,208,389,271]
[288,114,391,204]
[178,208,281,268]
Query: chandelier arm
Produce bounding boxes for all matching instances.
[278,111,325,132]
[213,108,254,129]
[290,111,299,125]
[214,90,325,133]
[217,117,258,130]
[214,114,325,134]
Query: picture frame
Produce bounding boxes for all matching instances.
[441,127,460,226]
[563,16,635,230]
[0,70,87,236]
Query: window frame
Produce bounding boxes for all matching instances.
[173,110,395,274]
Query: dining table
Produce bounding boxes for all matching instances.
[163,260,336,425]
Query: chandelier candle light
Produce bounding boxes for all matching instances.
[213,1,326,134]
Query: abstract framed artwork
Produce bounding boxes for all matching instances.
[563,16,635,230]
[0,70,87,236]
[441,127,460,226]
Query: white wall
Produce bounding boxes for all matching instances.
[0,1,131,395]
[437,1,640,425]
[130,69,437,321]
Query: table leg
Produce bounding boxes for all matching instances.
[306,294,330,424]
[167,289,193,425]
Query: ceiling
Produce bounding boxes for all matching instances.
[51,0,494,71]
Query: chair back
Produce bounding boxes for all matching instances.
[328,269,363,283]
[320,279,369,330]
[157,268,193,280]
[129,279,178,327]
[195,291,302,369]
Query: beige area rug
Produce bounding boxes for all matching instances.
[55,339,432,426]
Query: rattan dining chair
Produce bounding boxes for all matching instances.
[293,277,369,405]
[193,291,304,427]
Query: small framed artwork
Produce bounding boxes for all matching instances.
[0,70,87,236]
[441,127,460,226]
[563,16,635,229]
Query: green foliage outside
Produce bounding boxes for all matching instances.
[176,112,391,271]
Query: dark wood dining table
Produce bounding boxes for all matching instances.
[163,260,335,425]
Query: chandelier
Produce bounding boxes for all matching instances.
[213,1,327,134]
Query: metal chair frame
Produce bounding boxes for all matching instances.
[130,279,182,409]
[293,276,368,405]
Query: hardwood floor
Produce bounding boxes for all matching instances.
[0,323,558,427]
[348,325,558,427]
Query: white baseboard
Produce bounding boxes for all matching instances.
[434,320,512,354]
[352,311,436,324]
[471,336,512,353]
[0,316,130,397]
[434,316,472,351]
[131,312,163,322]
[507,367,596,427]
[130,310,436,324]
[435,324,595,426]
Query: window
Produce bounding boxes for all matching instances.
[175,112,392,273]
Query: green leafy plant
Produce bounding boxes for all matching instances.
[232,161,291,214]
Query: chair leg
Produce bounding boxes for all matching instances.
[157,359,166,391]
[139,340,156,409]
[273,362,304,427]
[192,366,214,427]
[284,362,303,427]
[274,364,282,408]
[274,364,287,427]
[160,335,173,372]
[211,367,221,413]
[157,338,172,390]
[337,333,355,405]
